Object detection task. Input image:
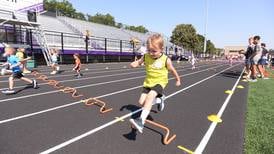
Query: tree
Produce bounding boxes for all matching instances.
[88,13,116,27]
[44,0,77,18]
[125,25,148,33]
[44,0,150,34]
[74,12,86,20]
[170,24,198,52]
[193,34,205,55]
[206,40,216,54]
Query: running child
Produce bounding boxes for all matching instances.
[129,34,181,133]
[50,49,60,75]
[1,46,37,94]
[72,53,83,78]
[191,54,197,70]
[16,47,31,74]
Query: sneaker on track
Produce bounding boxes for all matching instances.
[2,89,15,94]
[32,80,38,89]
[129,118,144,133]
[157,95,166,112]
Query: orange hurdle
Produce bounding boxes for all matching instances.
[60,87,84,98]
[36,75,49,81]
[47,80,64,88]
[145,119,176,145]
[83,98,113,113]
[31,71,40,76]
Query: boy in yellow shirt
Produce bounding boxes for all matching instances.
[129,34,181,133]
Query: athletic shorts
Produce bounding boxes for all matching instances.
[12,71,24,79]
[259,59,267,65]
[142,84,163,97]
[51,61,58,65]
[251,57,260,65]
[74,66,80,71]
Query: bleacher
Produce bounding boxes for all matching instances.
[38,15,74,34]
[57,16,133,40]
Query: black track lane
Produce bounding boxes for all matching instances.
[0,63,233,153]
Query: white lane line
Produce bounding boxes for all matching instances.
[0,70,145,91]
[0,66,145,83]
[0,63,216,91]
[194,67,245,154]
[0,61,215,82]
[0,63,221,103]
[39,64,240,154]
[0,64,227,124]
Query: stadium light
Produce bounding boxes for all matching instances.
[203,0,208,57]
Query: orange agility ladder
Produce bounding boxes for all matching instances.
[145,119,176,145]
[83,98,113,114]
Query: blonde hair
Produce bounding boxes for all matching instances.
[147,34,164,52]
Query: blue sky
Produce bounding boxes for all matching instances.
[68,0,274,48]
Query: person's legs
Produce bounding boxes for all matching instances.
[256,64,264,77]
[140,90,158,123]
[9,76,14,90]
[130,90,158,133]
[21,77,37,88]
[21,77,33,84]
[138,93,147,106]
[56,64,60,71]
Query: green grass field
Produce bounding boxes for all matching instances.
[244,70,274,154]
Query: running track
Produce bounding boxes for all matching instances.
[0,61,248,154]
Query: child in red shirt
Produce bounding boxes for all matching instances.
[72,53,83,78]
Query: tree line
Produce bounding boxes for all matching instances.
[171,24,220,55]
[44,0,149,33]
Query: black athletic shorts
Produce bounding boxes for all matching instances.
[12,71,24,79]
[142,84,163,97]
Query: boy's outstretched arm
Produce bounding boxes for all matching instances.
[130,56,144,68]
[0,62,8,67]
[10,62,22,69]
[166,58,181,86]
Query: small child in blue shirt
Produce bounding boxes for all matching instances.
[1,46,37,94]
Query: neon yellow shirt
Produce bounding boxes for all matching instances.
[143,53,168,88]
[16,51,24,61]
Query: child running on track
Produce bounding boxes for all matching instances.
[72,53,83,78]
[129,34,181,133]
[16,47,31,74]
[191,54,197,70]
[50,49,60,75]
[1,46,37,94]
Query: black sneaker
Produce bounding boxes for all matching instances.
[2,89,15,94]
[157,95,166,111]
[129,118,144,133]
[32,80,38,89]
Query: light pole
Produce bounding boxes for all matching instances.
[203,0,208,58]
